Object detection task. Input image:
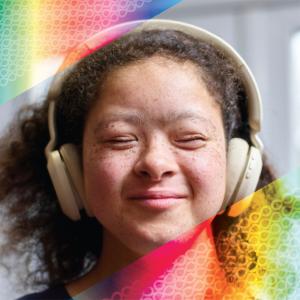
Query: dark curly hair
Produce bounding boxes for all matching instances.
[0,29,276,292]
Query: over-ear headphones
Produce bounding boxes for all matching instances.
[44,19,263,221]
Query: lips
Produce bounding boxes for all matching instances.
[128,190,187,210]
[129,191,185,200]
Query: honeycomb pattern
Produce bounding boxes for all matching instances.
[77,174,300,299]
[104,230,227,299]
[0,0,152,87]
[215,184,300,299]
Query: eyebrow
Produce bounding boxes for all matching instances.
[93,111,216,133]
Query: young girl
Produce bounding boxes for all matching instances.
[0,19,275,299]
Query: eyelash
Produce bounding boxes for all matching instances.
[176,135,207,143]
[106,137,137,144]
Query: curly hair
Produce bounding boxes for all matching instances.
[0,29,276,291]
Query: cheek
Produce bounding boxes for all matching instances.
[183,146,226,197]
[83,143,137,198]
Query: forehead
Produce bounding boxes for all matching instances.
[85,56,223,132]
[103,56,204,93]
[99,56,219,108]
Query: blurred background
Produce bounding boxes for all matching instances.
[1,0,300,298]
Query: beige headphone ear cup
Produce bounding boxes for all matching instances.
[59,144,93,217]
[47,150,81,221]
[224,138,249,209]
[227,145,263,216]
[224,138,263,217]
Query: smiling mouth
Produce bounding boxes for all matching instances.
[128,192,186,210]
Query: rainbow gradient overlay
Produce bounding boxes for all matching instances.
[0,0,182,105]
[2,1,300,299]
[72,168,300,300]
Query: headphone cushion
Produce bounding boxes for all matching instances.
[224,138,263,215]
[47,150,81,220]
[233,145,263,204]
[59,144,93,217]
[224,138,249,209]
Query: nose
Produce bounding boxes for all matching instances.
[134,139,178,182]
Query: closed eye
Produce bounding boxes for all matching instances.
[176,135,207,142]
[106,137,137,144]
[175,135,207,149]
[103,136,138,149]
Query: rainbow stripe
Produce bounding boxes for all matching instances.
[0,0,182,105]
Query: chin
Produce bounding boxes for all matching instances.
[122,224,192,256]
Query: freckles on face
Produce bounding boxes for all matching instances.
[178,135,226,220]
[82,56,227,254]
[83,139,137,203]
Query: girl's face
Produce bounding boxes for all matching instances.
[83,56,226,255]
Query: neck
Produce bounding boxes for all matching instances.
[65,222,224,298]
[94,230,141,279]
[65,230,140,297]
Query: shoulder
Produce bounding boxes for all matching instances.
[16,285,71,300]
